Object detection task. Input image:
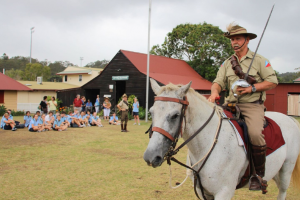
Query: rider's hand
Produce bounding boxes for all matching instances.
[236,86,252,95]
[208,93,220,103]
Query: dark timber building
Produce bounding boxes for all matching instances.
[58,50,212,111]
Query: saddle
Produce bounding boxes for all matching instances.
[222,103,285,192]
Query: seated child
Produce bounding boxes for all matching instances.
[45,111,55,125]
[70,110,83,128]
[36,111,41,120]
[41,114,52,131]
[79,111,90,127]
[89,112,103,127]
[109,113,120,125]
[61,111,70,127]
[28,114,44,132]
[1,112,17,131]
[24,111,32,128]
[53,114,68,131]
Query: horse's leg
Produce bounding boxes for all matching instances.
[214,187,235,200]
[275,162,295,200]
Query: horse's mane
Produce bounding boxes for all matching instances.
[158,83,214,107]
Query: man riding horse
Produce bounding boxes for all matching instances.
[208,23,278,190]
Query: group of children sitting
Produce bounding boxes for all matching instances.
[1,109,122,132]
[24,110,104,132]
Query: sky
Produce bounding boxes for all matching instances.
[0,0,299,73]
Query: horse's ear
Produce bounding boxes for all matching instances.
[176,81,192,97]
[150,78,161,95]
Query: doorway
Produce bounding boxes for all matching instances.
[288,94,300,116]
[85,89,100,106]
[115,81,126,105]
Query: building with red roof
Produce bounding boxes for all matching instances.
[293,77,300,83]
[58,50,212,109]
[0,73,31,111]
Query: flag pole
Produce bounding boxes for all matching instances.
[145,0,152,122]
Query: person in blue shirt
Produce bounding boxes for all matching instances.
[132,97,140,125]
[23,111,32,127]
[53,114,68,131]
[1,113,17,131]
[6,109,13,120]
[89,112,103,127]
[40,114,52,131]
[35,111,41,121]
[29,114,44,132]
[86,99,93,112]
[60,111,70,127]
[79,111,90,127]
[70,110,83,128]
[95,95,100,114]
[109,112,120,125]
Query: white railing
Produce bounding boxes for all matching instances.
[17,103,40,113]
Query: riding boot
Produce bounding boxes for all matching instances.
[124,124,129,132]
[249,144,268,193]
[121,124,124,132]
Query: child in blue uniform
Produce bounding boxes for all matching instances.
[23,111,32,128]
[53,114,68,131]
[1,113,17,131]
[29,114,44,132]
[79,111,90,127]
[89,112,103,127]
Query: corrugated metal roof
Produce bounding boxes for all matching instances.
[0,73,32,91]
[293,77,300,82]
[18,81,79,90]
[121,50,212,90]
[57,70,92,75]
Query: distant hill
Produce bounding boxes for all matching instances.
[278,72,299,83]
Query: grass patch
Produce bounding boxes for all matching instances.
[0,117,299,199]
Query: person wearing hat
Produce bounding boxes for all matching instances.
[103,97,111,121]
[208,22,278,191]
[117,94,129,132]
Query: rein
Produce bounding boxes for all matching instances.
[146,96,222,200]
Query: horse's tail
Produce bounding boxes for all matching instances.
[290,117,300,189]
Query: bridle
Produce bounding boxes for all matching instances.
[145,96,222,200]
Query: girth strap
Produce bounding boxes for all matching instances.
[152,127,175,142]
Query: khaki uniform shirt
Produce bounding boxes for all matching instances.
[213,49,278,103]
[118,100,129,110]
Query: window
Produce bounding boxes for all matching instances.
[0,91,4,103]
[64,75,68,82]
[79,75,82,82]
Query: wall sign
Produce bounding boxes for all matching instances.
[112,75,129,80]
[104,95,111,98]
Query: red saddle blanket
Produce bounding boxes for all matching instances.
[223,111,285,156]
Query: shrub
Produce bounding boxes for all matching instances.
[11,110,24,116]
[0,105,7,116]
[139,106,145,119]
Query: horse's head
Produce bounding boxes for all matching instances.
[143,78,192,168]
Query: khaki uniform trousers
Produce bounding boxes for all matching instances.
[121,111,129,124]
[237,103,266,146]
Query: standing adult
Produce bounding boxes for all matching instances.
[48,96,57,113]
[94,95,100,114]
[81,96,86,112]
[117,94,129,132]
[73,94,82,113]
[40,96,48,114]
[103,97,111,121]
[208,23,278,190]
[132,97,140,125]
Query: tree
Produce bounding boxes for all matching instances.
[6,68,23,80]
[22,63,51,81]
[150,22,234,81]
[85,59,109,68]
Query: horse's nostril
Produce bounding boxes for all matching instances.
[154,156,162,164]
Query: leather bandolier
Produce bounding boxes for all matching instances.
[231,56,257,85]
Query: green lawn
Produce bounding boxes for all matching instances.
[0,117,299,199]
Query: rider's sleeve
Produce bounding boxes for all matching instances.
[212,61,227,90]
[258,57,278,85]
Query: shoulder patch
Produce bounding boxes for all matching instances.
[221,62,224,67]
[265,61,271,67]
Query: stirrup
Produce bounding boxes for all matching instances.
[249,175,268,194]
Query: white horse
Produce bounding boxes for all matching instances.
[143,78,300,200]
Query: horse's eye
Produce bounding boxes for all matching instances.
[171,113,179,120]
